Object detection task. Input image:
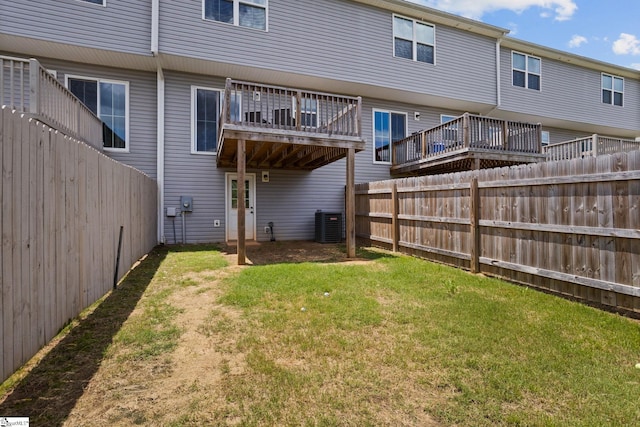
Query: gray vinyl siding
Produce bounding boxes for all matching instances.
[159,0,497,105]
[162,70,384,243]
[37,57,158,178]
[0,0,151,55]
[163,70,467,243]
[543,127,591,144]
[500,47,640,132]
[163,71,225,244]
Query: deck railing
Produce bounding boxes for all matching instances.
[392,113,542,165]
[1,55,102,148]
[543,134,640,161]
[218,78,362,150]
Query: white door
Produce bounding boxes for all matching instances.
[226,173,256,241]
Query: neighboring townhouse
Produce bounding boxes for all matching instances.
[1,0,639,246]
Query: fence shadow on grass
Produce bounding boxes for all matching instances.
[0,246,168,426]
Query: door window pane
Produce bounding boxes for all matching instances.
[231,179,250,209]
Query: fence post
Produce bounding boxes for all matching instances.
[392,183,399,252]
[469,177,480,273]
[592,134,599,157]
[29,59,40,115]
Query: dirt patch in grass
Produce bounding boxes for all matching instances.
[0,242,407,426]
[223,240,358,265]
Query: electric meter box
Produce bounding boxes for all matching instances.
[180,196,193,212]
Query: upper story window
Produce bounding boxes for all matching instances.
[602,74,623,106]
[393,15,435,64]
[67,76,129,151]
[512,52,541,91]
[373,109,406,164]
[78,0,105,5]
[204,0,267,31]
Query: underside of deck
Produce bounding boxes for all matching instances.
[217,125,365,170]
[391,147,546,176]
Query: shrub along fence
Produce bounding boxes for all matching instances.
[1,107,158,383]
[356,151,640,313]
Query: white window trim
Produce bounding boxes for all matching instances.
[392,14,436,65]
[191,86,223,156]
[76,0,106,6]
[601,73,624,107]
[372,108,407,165]
[65,74,130,153]
[512,51,542,91]
[202,0,269,31]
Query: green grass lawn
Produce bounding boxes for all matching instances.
[205,246,640,425]
[3,244,639,426]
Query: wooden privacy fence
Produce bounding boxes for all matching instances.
[356,151,640,313]
[1,107,158,383]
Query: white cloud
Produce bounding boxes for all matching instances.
[411,0,577,22]
[612,33,640,55]
[631,63,640,70]
[507,22,518,35]
[568,35,587,48]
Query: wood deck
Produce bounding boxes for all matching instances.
[216,79,365,263]
[391,113,544,176]
[217,79,365,170]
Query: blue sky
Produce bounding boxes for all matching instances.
[409,0,640,70]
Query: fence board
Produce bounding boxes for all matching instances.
[355,151,640,314]
[1,108,158,383]
[2,107,15,381]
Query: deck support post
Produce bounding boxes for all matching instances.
[346,147,356,258]
[462,113,470,148]
[237,139,246,265]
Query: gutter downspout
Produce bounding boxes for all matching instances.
[496,37,502,110]
[484,37,504,117]
[151,0,159,55]
[156,67,165,244]
[152,0,165,243]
